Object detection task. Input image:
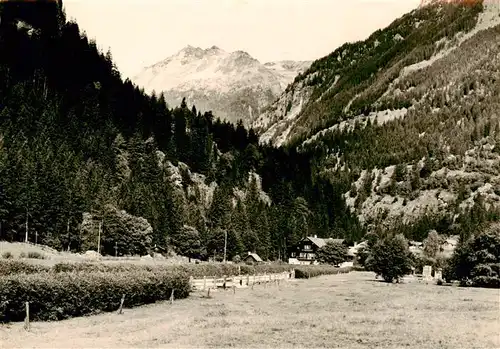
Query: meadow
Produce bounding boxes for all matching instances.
[1,271,498,349]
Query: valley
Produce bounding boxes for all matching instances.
[0,1,499,346]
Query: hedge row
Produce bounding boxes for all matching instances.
[460,276,500,289]
[0,260,354,280]
[52,263,294,277]
[295,266,352,279]
[0,260,295,277]
[0,270,190,323]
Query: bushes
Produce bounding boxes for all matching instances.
[0,261,297,323]
[366,234,413,282]
[295,265,351,279]
[445,224,500,288]
[52,262,295,278]
[2,261,295,278]
[315,241,348,266]
[470,276,500,289]
[242,264,294,275]
[0,260,350,323]
[0,260,49,276]
[0,270,191,323]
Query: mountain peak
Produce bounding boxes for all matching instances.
[179,45,203,55]
[133,45,312,124]
[176,45,227,58]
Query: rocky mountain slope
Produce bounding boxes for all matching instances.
[133,46,310,125]
[253,0,500,234]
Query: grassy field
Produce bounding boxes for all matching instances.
[1,272,498,349]
[0,241,190,266]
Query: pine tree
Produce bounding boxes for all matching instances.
[209,184,232,230]
[289,197,311,245]
[173,107,190,162]
[231,198,258,253]
[175,225,201,262]
[256,207,271,260]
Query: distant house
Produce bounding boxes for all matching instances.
[348,241,367,256]
[288,236,348,265]
[441,236,458,258]
[243,252,263,264]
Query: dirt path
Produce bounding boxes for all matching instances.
[1,272,499,348]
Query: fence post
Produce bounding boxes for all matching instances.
[246,274,250,286]
[203,276,207,291]
[118,294,125,314]
[238,265,241,275]
[189,276,194,290]
[223,275,227,290]
[170,289,175,305]
[24,302,30,331]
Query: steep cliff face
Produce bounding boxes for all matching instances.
[252,75,317,147]
[133,46,310,125]
[344,140,500,229]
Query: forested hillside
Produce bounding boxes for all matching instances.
[0,0,363,260]
[254,0,500,241]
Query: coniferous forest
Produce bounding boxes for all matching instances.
[0,1,363,260]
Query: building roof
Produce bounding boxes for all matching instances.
[245,252,263,262]
[306,236,345,248]
[347,241,368,257]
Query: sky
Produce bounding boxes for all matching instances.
[63,0,421,80]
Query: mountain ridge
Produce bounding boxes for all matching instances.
[252,0,500,235]
[133,45,311,125]
[253,0,498,146]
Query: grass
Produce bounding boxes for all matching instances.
[1,251,13,259]
[1,272,498,349]
[0,242,54,262]
[20,251,45,259]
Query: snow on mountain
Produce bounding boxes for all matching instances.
[133,46,311,125]
[263,60,312,89]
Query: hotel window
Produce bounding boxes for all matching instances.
[303,244,312,250]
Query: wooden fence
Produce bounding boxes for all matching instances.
[189,269,295,291]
